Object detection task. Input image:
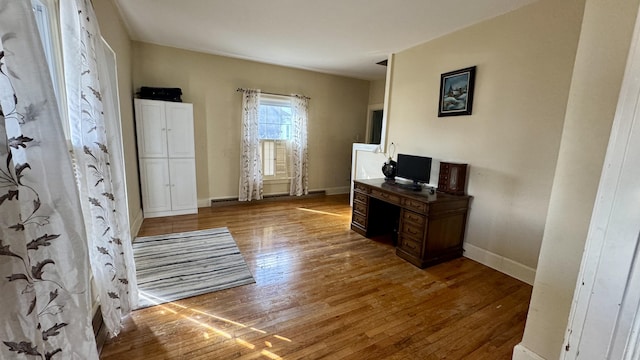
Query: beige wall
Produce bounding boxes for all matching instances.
[131,42,370,202]
[368,79,386,105]
[517,0,640,358]
[384,0,585,271]
[93,0,142,233]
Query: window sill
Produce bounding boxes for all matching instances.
[263,178,292,185]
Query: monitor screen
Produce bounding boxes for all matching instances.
[396,154,432,184]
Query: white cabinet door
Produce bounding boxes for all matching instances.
[135,99,197,217]
[166,102,195,158]
[135,99,167,158]
[168,158,197,212]
[140,158,172,214]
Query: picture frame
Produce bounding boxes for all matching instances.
[438,66,476,117]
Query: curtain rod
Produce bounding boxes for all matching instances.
[236,88,310,100]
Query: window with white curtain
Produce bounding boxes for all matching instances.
[259,95,292,180]
[32,0,69,138]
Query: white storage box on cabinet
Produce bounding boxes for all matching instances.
[135,99,197,218]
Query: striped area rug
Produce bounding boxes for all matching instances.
[133,227,255,309]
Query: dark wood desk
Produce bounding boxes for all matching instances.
[351,179,471,268]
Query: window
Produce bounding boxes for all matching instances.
[259,95,292,180]
[32,0,57,88]
[32,0,68,138]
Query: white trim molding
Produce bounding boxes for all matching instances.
[513,344,547,360]
[197,198,210,208]
[463,242,536,285]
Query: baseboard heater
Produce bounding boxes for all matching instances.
[211,190,325,207]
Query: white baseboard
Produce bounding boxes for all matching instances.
[198,198,210,208]
[513,343,546,360]
[463,242,536,285]
[130,208,144,239]
[322,186,350,195]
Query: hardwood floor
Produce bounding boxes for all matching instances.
[100,194,532,360]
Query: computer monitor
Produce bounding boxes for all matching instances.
[396,154,432,185]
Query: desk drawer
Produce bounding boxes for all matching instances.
[371,189,401,205]
[354,182,370,192]
[398,235,423,257]
[401,221,425,239]
[352,213,366,228]
[403,198,427,214]
[353,201,367,215]
[402,210,426,226]
[354,192,368,204]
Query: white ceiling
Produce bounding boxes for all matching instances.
[113,0,536,80]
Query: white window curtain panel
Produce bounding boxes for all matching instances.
[239,89,263,201]
[61,0,137,335]
[290,95,309,196]
[0,1,99,359]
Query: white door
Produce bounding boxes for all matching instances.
[168,158,197,212]
[165,102,195,158]
[140,158,171,214]
[135,99,167,158]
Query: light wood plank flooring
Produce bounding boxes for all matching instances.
[101,194,532,360]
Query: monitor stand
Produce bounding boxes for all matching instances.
[396,181,422,191]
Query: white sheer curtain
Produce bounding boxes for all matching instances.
[239,89,263,201]
[61,0,137,336]
[0,1,98,358]
[290,95,309,196]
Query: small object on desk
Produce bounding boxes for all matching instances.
[398,182,421,191]
[438,162,468,195]
[382,157,397,180]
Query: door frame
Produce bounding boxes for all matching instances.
[365,103,384,144]
[562,7,640,359]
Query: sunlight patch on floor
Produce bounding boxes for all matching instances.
[296,207,344,217]
[137,291,291,357]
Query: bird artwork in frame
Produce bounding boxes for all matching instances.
[438,66,476,117]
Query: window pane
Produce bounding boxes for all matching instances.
[261,139,290,179]
[259,103,292,140]
[32,0,59,100]
[262,140,275,176]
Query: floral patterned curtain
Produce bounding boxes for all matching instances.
[290,95,309,196]
[0,1,98,358]
[239,89,263,201]
[61,0,137,335]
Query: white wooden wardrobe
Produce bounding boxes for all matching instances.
[134,98,197,218]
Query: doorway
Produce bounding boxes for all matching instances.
[366,104,384,145]
[369,109,383,144]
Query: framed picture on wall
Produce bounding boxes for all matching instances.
[438,66,476,117]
